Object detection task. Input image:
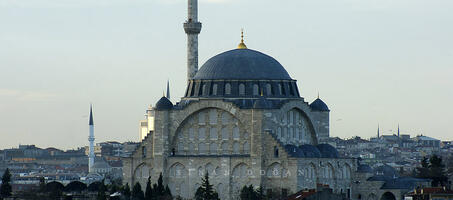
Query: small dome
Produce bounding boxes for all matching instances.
[155,97,173,110]
[357,164,373,173]
[310,98,330,112]
[316,144,339,158]
[299,144,322,158]
[374,165,399,177]
[193,49,292,80]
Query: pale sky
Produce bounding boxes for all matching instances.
[0,0,452,150]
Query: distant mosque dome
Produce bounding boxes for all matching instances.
[193,49,292,80]
[155,96,173,110]
[316,144,339,158]
[310,98,330,112]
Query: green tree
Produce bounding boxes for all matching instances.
[194,172,220,200]
[96,179,107,200]
[429,155,448,186]
[240,185,265,200]
[132,182,145,200]
[155,173,165,196]
[145,177,153,200]
[123,183,131,200]
[0,168,12,199]
[416,157,430,179]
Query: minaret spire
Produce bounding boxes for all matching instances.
[88,104,95,173]
[166,80,170,99]
[184,0,202,82]
[377,124,380,138]
[397,124,400,137]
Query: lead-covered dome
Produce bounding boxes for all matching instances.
[193,49,292,80]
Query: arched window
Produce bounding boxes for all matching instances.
[210,128,218,140]
[189,128,195,140]
[221,128,229,140]
[266,83,272,95]
[277,127,282,138]
[239,83,245,95]
[289,83,295,96]
[221,112,230,124]
[253,84,259,96]
[274,146,279,157]
[198,143,207,154]
[212,84,218,95]
[221,142,229,154]
[209,110,217,124]
[178,142,184,153]
[210,143,218,155]
[243,142,250,154]
[289,128,293,141]
[198,128,206,140]
[225,83,231,95]
[198,112,205,125]
[142,146,146,158]
[202,84,207,96]
[233,142,240,154]
[188,143,194,154]
[233,127,240,139]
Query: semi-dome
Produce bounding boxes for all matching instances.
[316,144,339,158]
[155,96,173,110]
[310,98,330,112]
[193,49,292,80]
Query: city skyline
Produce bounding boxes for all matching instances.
[1,0,453,150]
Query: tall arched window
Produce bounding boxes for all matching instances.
[233,127,240,139]
[221,142,229,154]
[212,84,218,95]
[198,143,207,154]
[210,128,218,140]
[243,142,250,154]
[233,142,240,154]
[253,84,259,96]
[274,146,279,157]
[266,83,272,95]
[202,84,207,96]
[225,83,231,95]
[239,83,245,95]
[221,128,229,140]
[209,143,218,155]
[199,128,206,140]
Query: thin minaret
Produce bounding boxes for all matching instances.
[397,124,400,137]
[377,124,380,138]
[184,0,202,82]
[166,80,170,99]
[88,105,95,173]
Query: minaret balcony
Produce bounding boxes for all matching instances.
[184,22,202,34]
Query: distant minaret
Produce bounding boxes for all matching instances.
[88,105,95,173]
[397,124,400,137]
[184,0,202,82]
[166,80,170,99]
[377,124,380,138]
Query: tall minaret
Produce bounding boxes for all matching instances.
[166,80,170,99]
[377,124,380,138]
[183,0,202,82]
[397,124,400,137]
[88,105,95,173]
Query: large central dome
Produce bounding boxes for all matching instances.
[193,49,292,80]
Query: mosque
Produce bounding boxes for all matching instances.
[123,0,358,199]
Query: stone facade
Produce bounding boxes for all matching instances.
[123,97,357,200]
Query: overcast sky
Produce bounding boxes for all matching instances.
[0,0,452,150]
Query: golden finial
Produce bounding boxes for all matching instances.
[237,29,247,49]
